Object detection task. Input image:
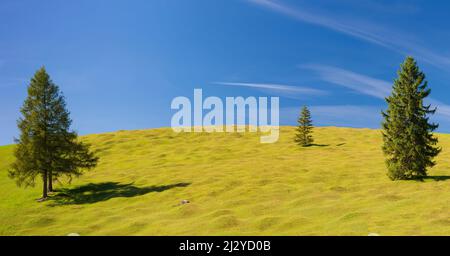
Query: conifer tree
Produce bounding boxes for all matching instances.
[382,57,441,180]
[9,67,98,200]
[295,106,314,146]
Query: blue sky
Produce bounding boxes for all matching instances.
[2,0,450,145]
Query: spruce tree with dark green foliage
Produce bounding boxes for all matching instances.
[295,106,314,146]
[9,67,98,200]
[382,57,441,180]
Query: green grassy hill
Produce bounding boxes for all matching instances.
[0,126,449,235]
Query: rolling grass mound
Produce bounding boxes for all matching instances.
[0,126,449,235]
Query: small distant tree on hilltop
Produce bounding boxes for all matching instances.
[295,106,314,147]
[9,67,98,200]
[382,57,441,180]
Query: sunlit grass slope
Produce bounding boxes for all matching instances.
[0,127,449,235]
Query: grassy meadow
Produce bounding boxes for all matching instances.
[0,126,449,235]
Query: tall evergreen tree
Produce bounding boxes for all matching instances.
[9,67,98,200]
[382,57,441,180]
[295,106,314,146]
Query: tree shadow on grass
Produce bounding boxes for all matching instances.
[404,175,450,182]
[304,143,330,147]
[49,182,190,206]
[422,176,450,181]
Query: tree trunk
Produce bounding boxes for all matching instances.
[42,170,48,199]
[48,170,53,192]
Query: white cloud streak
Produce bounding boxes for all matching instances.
[214,81,327,96]
[247,0,450,70]
[427,98,450,118]
[302,63,450,119]
[281,105,382,128]
[301,64,391,99]
[247,0,391,48]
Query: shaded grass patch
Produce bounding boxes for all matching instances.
[49,182,190,205]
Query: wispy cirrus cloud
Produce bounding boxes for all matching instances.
[247,0,450,70]
[247,0,391,48]
[302,63,450,119]
[301,64,391,99]
[213,81,328,96]
[427,98,450,118]
[281,105,382,128]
